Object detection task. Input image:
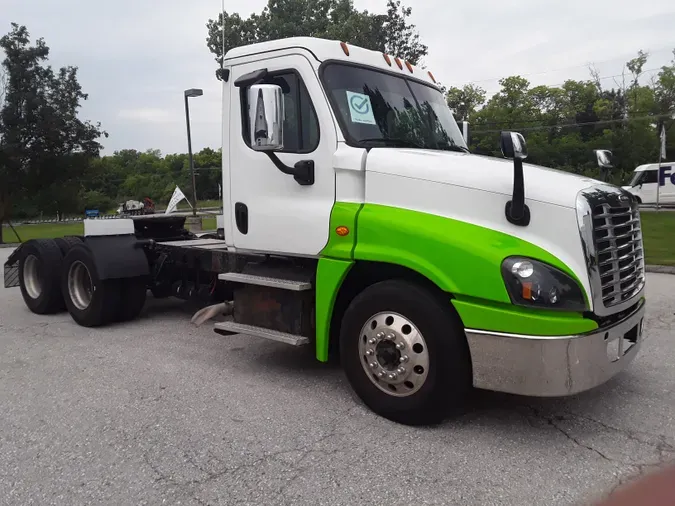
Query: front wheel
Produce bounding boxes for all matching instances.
[339,279,471,426]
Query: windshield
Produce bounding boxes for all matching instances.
[321,63,468,152]
[629,172,642,186]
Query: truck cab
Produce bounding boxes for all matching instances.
[623,163,675,204]
[4,37,647,426]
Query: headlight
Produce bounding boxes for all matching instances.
[501,257,587,311]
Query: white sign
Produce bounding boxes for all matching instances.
[346,91,376,125]
[165,186,190,214]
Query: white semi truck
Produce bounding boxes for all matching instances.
[4,38,646,425]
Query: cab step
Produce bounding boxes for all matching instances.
[218,272,311,291]
[214,321,309,346]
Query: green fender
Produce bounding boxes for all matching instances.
[315,203,596,362]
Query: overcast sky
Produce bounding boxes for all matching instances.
[3,0,675,155]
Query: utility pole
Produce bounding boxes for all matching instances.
[184,88,203,216]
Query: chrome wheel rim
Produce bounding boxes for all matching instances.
[68,261,93,310]
[358,312,430,397]
[23,255,42,299]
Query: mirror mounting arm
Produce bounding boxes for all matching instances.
[505,158,531,226]
[265,153,315,186]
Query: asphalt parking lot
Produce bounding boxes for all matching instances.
[1,247,673,506]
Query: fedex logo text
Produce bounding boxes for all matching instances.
[658,166,675,186]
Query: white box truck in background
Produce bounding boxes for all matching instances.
[623,163,675,204]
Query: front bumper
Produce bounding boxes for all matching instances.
[464,299,645,397]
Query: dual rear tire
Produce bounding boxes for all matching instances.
[18,239,147,326]
[61,244,147,327]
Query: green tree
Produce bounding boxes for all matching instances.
[0,23,105,241]
[445,84,486,121]
[205,0,427,79]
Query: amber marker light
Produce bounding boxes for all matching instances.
[336,226,350,236]
[340,42,350,56]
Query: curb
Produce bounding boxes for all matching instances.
[0,244,17,249]
[645,265,675,275]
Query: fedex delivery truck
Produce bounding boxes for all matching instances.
[623,163,675,204]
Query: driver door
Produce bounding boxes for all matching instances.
[228,54,337,256]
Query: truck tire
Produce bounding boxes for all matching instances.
[61,244,121,327]
[54,236,82,256]
[115,277,147,322]
[17,239,65,314]
[339,279,471,426]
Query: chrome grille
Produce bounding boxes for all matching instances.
[577,186,645,316]
[592,203,644,307]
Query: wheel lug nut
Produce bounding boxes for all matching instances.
[376,332,385,339]
[365,349,374,356]
[368,338,377,345]
[378,371,386,378]
[369,362,378,369]
[400,355,409,363]
[397,367,406,375]
[386,333,396,340]
[388,373,398,380]
[396,342,405,350]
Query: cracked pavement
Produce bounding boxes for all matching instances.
[0,248,673,505]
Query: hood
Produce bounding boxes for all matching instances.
[365,148,602,209]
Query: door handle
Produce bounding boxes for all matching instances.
[235,202,248,234]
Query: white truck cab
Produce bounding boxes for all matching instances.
[4,37,647,425]
[623,163,675,204]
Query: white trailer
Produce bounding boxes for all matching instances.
[4,38,647,425]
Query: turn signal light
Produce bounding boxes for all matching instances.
[336,226,349,237]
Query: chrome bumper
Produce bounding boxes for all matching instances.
[464,300,645,397]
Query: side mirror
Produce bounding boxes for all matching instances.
[248,84,284,151]
[500,131,528,160]
[595,149,613,169]
[500,131,530,226]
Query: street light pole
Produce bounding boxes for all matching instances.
[184,88,203,216]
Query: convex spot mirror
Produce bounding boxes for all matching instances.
[248,84,284,151]
[595,149,614,169]
[500,131,528,160]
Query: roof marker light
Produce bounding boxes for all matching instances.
[428,71,437,83]
[394,57,403,70]
[340,42,350,56]
[383,53,392,66]
[405,61,414,73]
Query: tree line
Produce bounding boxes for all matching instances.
[447,51,675,184]
[1,0,674,244]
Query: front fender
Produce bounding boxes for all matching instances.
[353,204,582,304]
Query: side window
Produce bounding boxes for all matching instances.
[242,72,320,153]
[642,170,658,184]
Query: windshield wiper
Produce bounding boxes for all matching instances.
[358,137,426,149]
[438,143,470,153]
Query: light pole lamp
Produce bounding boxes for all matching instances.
[184,88,203,216]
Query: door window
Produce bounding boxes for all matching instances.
[640,170,658,184]
[241,72,319,153]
